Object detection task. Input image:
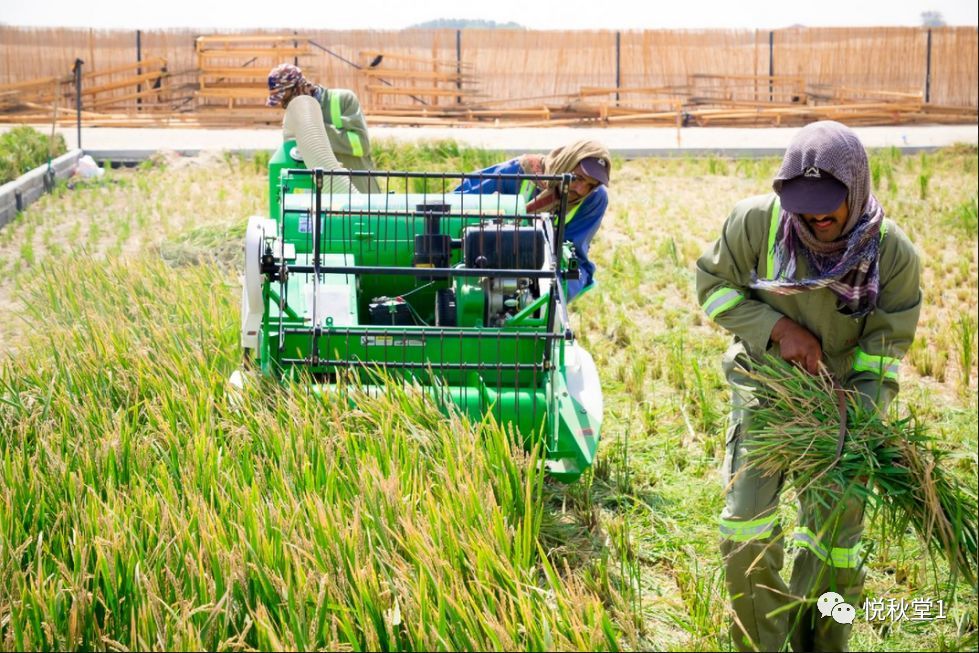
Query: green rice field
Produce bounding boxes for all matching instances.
[0,142,976,651]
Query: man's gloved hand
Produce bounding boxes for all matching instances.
[770,316,823,374]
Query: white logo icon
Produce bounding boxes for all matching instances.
[818,591,855,624]
[832,603,856,624]
[804,166,821,178]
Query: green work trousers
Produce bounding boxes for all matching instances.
[719,357,866,652]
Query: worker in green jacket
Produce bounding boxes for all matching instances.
[266,63,379,192]
[696,120,921,652]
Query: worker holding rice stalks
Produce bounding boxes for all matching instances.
[456,139,611,300]
[266,63,379,192]
[696,120,922,652]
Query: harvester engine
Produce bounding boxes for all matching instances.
[452,221,545,327]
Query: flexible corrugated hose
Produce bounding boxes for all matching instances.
[283,94,357,195]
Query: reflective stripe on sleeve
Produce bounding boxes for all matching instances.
[519,179,535,201]
[347,132,364,157]
[766,198,781,279]
[719,514,778,542]
[330,92,343,129]
[853,348,900,380]
[703,287,744,320]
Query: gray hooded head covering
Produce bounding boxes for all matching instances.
[773,120,872,237]
[753,121,885,316]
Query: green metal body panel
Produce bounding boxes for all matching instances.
[269,141,311,221]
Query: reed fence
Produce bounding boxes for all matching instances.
[1,26,975,127]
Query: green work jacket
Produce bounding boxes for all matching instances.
[316,88,375,173]
[696,193,922,409]
[282,86,378,192]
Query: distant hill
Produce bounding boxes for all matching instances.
[406,19,524,29]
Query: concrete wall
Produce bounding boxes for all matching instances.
[0,149,82,230]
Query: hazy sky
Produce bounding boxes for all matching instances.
[1,0,976,30]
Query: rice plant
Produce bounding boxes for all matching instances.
[742,359,978,584]
[0,256,628,651]
[947,196,978,234]
[706,157,728,176]
[0,126,66,184]
[918,152,932,200]
[668,552,727,650]
[870,155,886,190]
[957,315,976,390]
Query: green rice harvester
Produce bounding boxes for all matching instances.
[237,143,603,482]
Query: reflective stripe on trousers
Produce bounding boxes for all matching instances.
[719,513,778,542]
[792,527,863,568]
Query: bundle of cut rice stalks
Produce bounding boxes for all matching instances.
[742,359,978,584]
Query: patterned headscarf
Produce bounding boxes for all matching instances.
[752,121,884,316]
[517,139,611,214]
[267,63,316,107]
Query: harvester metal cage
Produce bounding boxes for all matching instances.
[238,142,603,481]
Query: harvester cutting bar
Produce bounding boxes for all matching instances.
[283,327,564,340]
[287,168,567,184]
[284,208,544,220]
[284,265,559,279]
[280,358,548,372]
